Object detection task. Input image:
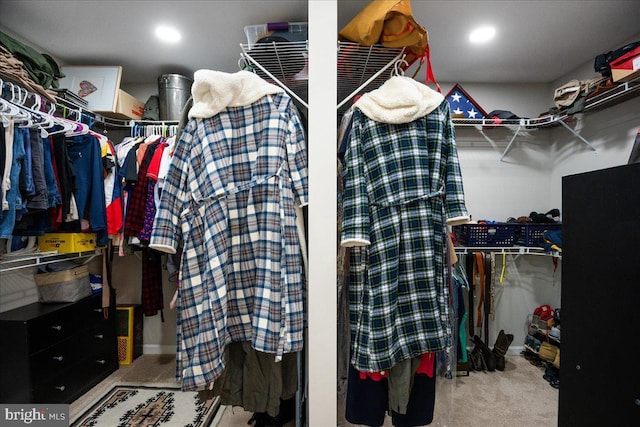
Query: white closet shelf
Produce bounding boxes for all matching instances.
[454,246,561,258]
[465,75,640,160]
[0,249,102,273]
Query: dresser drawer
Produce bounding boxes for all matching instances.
[30,337,82,381]
[0,292,118,404]
[32,364,87,403]
[27,307,77,354]
[80,327,116,356]
[74,294,108,330]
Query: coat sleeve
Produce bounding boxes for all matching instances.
[442,106,470,225]
[149,120,195,254]
[285,101,309,207]
[340,111,371,247]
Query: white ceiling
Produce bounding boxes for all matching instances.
[0,0,639,86]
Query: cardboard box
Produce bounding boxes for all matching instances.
[95,89,144,120]
[610,46,640,83]
[116,305,143,365]
[37,232,97,253]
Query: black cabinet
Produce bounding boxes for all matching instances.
[560,163,640,426]
[0,293,118,403]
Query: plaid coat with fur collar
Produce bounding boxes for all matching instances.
[341,76,468,372]
[150,71,308,391]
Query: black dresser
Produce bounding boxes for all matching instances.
[560,163,640,425]
[0,293,118,403]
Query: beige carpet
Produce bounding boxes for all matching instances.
[340,354,558,427]
[71,354,557,427]
[450,355,558,427]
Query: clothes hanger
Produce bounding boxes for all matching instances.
[1,83,32,123]
[48,112,78,136]
[64,108,90,136]
[19,93,57,136]
[391,58,409,77]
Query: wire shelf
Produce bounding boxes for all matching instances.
[240,41,308,109]
[584,75,640,112]
[337,42,405,113]
[0,249,102,273]
[239,41,407,113]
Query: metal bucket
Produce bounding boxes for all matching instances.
[158,74,193,121]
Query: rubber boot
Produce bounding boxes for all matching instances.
[492,329,514,371]
[472,335,496,372]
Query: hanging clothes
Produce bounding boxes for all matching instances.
[123,139,160,239]
[96,133,123,237]
[138,139,166,243]
[149,69,308,392]
[50,132,76,225]
[41,129,61,209]
[12,128,51,236]
[0,120,10,212]
[346,354,437,427]
[341,76,469,373]
[62,133,108,246]
[0,122,24,238]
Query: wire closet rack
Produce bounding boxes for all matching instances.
[240,40,408,113]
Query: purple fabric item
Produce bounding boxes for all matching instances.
[267,22,289,31]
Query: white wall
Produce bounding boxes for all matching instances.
[439,81,561,350]
[548,33,640,208]
[110,253,178,355]
[448,42,640,351]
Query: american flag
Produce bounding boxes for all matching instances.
[445,83,487,119]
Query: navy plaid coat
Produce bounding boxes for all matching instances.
[341,100,468,372]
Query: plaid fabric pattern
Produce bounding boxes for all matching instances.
[141,247,163,316]
[123,141,159,237]
[137,179,156,243]
[342,101,467,372]
[150,93,308,391]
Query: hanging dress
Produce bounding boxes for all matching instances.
[341,76,469,373]
[150,70,308,391]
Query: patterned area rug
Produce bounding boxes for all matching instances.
[71,385,220,427]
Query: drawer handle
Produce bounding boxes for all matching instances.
[95,334,104,339]
[93,308,102,313]
[51,325,62,331]
[96,359,106,365]
[55,386,65,392]
[52,356,64,362]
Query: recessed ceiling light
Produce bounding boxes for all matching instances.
[155,26,181,43]
[469,26,496,44]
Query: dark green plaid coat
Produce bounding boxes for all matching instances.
[341,100,468,372]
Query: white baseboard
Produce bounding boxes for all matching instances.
[508,345,524,356]
[143,344,175,355]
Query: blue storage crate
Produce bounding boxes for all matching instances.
[524,223,562,247]
[453,224,517,247]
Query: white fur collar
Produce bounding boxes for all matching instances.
[355,76,445,124]
[189,70,284,118]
